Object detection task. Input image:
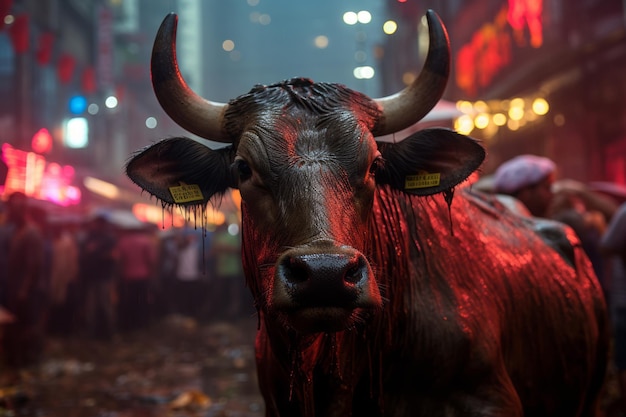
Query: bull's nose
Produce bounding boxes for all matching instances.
[274,250,375,309]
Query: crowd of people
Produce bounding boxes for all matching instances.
[0,193,253,383]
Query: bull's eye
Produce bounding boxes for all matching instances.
[369,156,384,176]
[233,159,252,182]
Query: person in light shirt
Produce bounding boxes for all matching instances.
[173,228,210,321]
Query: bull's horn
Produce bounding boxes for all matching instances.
[372,10,450,137]
[151,13,230,142]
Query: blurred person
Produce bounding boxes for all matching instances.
[492,155,618,221]
[173,228,210,321]
[550,192,606,277]
[492,154,556,218]
[549,180,618,289]
[47,221,80,337]
[0,192,47,380]
[116,224,158,332]
[24,204,52,355]
[78,214,119,340]
[552,178,618,220]
[208,223,251,320]
[600,202,626,416]
[155,228,180,317]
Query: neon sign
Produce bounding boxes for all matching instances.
[455,0,544,96]
[1,143,81,206]
[508,0,543,48]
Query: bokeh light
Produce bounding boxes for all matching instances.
[532,98,550,115]
[145,117,157,129]
[383,20,397,35]
[105,96,118,109]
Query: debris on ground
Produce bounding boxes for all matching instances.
[0,315,264,417]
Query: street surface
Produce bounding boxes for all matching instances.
[0,315,263,417]
[1,314,623,417]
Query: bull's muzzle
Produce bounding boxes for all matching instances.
[273,245,382,333]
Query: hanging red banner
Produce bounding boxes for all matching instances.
[81,66,96,94]
[57,53,76,84]
[8,13,28,53]
[36,32,55,65]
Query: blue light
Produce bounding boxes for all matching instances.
[68,95,87,115]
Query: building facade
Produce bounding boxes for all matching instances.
[3,0,623,210]
[383,0,626,185]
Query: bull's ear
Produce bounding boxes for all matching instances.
[126,137,235,206]
[375,128,485,196]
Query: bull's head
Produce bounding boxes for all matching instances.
[127,10,485,334]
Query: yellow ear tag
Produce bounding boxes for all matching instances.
[405,172,441,189]
[169,184,204,203]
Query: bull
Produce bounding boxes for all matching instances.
[126,10,608,417]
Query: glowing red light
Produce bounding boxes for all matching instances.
[62,165,75,177]
[47,162,61,176]
[31,128,53,154]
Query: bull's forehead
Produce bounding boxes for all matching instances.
[227,80,381,161]
[238,109,375,166]
[237,109,376,187]
[236,110,376,245]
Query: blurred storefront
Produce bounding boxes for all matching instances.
[3,0,624,199]
[385,0,626,185]
[0,0,188,218]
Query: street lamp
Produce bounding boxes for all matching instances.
[105,95,118,109]
[356,11,372,24]
[343,10,374,92]
[343,10,372,25]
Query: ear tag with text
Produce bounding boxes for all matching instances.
[169,184,204,203]
[404,171,441,190]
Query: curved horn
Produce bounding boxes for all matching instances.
[372,10,450,137]
[151,13,230,142]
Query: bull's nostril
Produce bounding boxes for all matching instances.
[345,262,363,284]
[284,256,308,284]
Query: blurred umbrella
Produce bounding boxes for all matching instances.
[588,181,626,204]
[109,210,145,229]
[91,208,144,229]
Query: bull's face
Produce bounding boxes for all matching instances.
[234,98,384,334]
[126,11,485,334]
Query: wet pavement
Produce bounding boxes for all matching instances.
[0,315,264,417]
[2,314,624,417]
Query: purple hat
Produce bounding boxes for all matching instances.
[493,155,556,194]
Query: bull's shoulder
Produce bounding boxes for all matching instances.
[462,189,580,267]
[462,188,530,218]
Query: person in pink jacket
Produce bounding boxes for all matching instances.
[116,224,158,333]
